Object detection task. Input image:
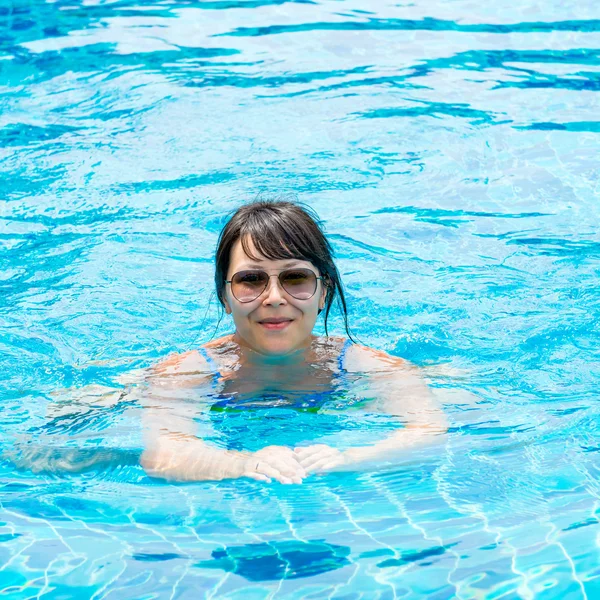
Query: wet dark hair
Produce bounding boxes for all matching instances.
[215,199,352,339]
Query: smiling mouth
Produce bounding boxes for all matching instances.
[258,318,293,330]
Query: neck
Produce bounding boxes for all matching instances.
[233,334,313,367]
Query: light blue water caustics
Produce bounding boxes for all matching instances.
[1,0,599,597]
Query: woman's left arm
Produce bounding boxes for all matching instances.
[295,346,448,473]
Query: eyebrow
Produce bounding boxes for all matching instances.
[240,261,304,270]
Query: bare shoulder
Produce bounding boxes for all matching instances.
[153,335,235,375]
[148,351,215,392]
[344,342,413,373]
[151,335,238,388]
[152,350,205,377]
[203,334,235,351]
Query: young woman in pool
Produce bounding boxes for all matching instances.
[141,200,447,484]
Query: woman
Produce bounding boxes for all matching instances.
[141,199,447,484]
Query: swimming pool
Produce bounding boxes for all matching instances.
[1,0,599,597]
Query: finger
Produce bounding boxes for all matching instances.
[318,459,346,473]
[243,471,271,483]
[268,457,306,480]
[294,450,326,464]
[258,452,306,477]
[275,447,297,458]
[257,462,294,484]
[304,456,343,474]
[298,451,337,470]
[298,453,328,469]
[255,448,304,473]
[273,464,307,483]
[294,445,327,458]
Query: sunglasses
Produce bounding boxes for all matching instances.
[226,268,324,303]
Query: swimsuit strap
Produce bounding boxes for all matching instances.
[337,338,353,374]
[198,346,223,386]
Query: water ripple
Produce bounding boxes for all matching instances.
[1,0,599,596]
[220,17,600,37]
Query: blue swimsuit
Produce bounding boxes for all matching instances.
[198,338,353,393]
[197,340,357,451]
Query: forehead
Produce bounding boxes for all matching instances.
[229,237,313,270]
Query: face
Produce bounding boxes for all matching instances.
[223,237,327,356]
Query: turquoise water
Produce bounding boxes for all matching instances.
[1,0,600,597]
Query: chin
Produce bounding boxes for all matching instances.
[235,323,312,356]
[258,338,298,356]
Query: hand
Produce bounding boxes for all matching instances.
[294,444,348,474]
[240,445,307,484]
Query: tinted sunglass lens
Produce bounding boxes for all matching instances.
[280,269,317,299]
[231,270,268,302]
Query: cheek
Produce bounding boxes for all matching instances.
[225,288,246,316]
[299,300,320,323]
[230,305,254,321]
[228,297,259,322]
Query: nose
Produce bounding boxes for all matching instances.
[262,275,287,306]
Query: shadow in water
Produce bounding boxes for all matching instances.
[195,539,351,581]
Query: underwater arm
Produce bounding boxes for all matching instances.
[140,398,246,482]
[296,347,448,473]
[141,409,305,484]
[142,431,305,484]
[5,384,139,475]
[140,352,304,484]
[349,361,448,462]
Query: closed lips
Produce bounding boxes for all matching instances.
[259,318,293,324]
[259,319,293,331]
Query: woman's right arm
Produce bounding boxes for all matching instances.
[141,412,306,484]
[140,412,250,482]
[140,351,304,484]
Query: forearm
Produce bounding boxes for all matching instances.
[141,434,247,482]
[344,424,447,467]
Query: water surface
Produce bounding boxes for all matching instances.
[1,0,599,597]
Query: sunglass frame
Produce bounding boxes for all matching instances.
[225,268,324,303]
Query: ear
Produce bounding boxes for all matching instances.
[222,293,232,315]
[318,281,328,311]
